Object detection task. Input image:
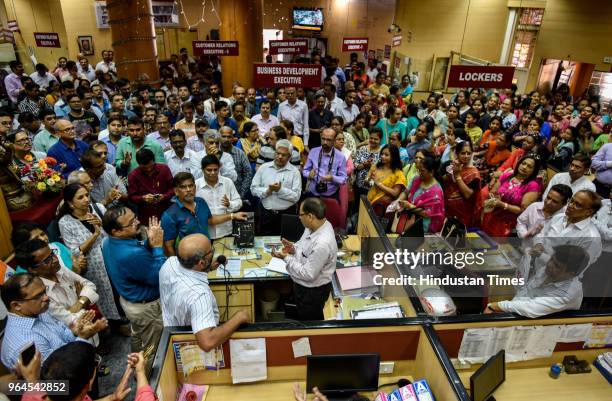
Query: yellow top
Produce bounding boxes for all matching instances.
[290,135,305,154]
[367,168,407,204]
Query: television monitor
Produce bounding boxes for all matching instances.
[306,354,380,397]
[470,350,506,401]
[292,8,324,31]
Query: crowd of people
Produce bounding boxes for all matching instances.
[0,46,611,397]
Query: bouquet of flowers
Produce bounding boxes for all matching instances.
[20,157,64,195]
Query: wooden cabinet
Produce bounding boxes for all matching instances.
[211,283,254,323]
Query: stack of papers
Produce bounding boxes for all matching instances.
[230,338,267,384]
[351,302,404,319]
[593,352,612,384]
[264,257,288,275]
[215,258,241,278]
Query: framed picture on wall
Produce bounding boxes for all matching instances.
[77,36,94,56]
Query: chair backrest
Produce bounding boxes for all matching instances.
[280,214,305,242]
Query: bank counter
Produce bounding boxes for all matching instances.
[149,321,466,401]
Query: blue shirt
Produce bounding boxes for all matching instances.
[302,147,347,197]
[101,135,118,164]
[47,139,89,177]
[406,139,431,162]
[1,312,81,368]
[102,237,166,303]
[209,117,238,133]
[161,197,212,244]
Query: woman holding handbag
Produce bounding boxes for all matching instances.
[394,154,445,233]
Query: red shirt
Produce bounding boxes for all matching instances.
[128,163,175,222]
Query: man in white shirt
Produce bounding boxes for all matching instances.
[332,89,360,128]
[165,129,203,179]
[543,153,595,199]
[533,189,602,269]
[195,154,242,239]
[516,184,572,242]
[199,129,237,182]
[250,100,279,138]
[324,83,343,111]
[159,233,249,351]
[485,244,588,318]
[272,197,337,320]
[251,139,302,235]
[203,83,231,115]
[30,63,57,90]
[77,57,96,82]
[95,50,116,76]
[278,87,309,143]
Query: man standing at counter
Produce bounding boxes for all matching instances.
[159,234,250,351]
[272,198,337,320]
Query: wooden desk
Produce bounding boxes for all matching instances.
[206,376,410,401]
[458,367,611,401]
[211,236,363,322]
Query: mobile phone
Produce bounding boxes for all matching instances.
[20,343,36,365]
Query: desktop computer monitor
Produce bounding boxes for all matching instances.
[306,353,380,398]
[281,214,304,242]
[470,350,506,401]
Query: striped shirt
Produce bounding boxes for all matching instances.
[1,312,84,368]
[159,256,219,332]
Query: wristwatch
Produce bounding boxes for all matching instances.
[78,298,87,306]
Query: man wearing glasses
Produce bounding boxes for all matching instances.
[159,233,250,351]
[160,172,248,256]
[47,119,89,178]
[0,272,107,368]
[101,207,166,371]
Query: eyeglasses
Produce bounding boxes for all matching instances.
[33,249,59,269]
[120,216,139,229]
[19,287,47,302]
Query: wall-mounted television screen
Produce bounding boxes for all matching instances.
[292,8,324,31]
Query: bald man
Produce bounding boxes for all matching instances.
[47,119,89,177]
[159,234,250,351]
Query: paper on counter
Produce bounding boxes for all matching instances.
[506,326,536,362]
[528,325,561,359]
[230,338,267,384]
[265,257,288,275]
[558,323,593,343]
[458,328,493,363]
[292,337,312,358]
[584,323,612,348]
[215,258,241,278]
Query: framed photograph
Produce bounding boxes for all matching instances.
[77,36,94,56]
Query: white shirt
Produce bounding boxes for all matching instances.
[535,213,602,268]
[325,95,343,111]
[195,176,242,239]
[285,220,337,288]
[204,97,231,115]
[41,266,99,326]
[159,256,219,331]
[332,101,360,126]
[498,274,583,318]
[593,199,612,253]
[164,148,203,179]
[542,173,596,200]
[366,67,378,83]
[250,161,301,211]
[29,72,57,89]
[95,61,116,75]
[250,114,279,138]
[278,99,309,140]
[516,201,564,245]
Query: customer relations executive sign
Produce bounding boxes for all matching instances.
[447,65,515,89]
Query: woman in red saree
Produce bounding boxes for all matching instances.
[442,140,481,227]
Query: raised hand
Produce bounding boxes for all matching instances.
[147,216,164,248]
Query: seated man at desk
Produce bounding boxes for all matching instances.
[516,183,572,242]
[484,244,589,318]
[272,197,337,321]
[159,234,250,351]
[161,172,248,255]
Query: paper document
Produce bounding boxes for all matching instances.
[485,327,513,360]
[255,236,281,248]
[175,342,224,376]
[230,338,267,384]
[585,324,612,348]
[528,325,561,359]
[458,328,493,363]
[292,337,312,358]
[265,257,288,275]
[558,323,593,343]
[351,302,403,319]
[215,258,241,278]
[506,326,537,362]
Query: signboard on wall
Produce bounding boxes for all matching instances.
[447,65,515,89]
[268,39,308,55]
[94,1,179,28]
[342,37,368,52]
[192,41,239,56]
[253,63,321,88]
[392,35,402,47]
[34,32,61,48]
